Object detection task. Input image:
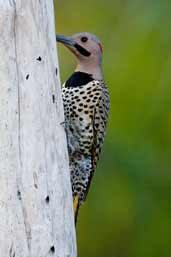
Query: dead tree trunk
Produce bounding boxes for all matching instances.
[0,1,77,256]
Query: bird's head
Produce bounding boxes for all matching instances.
[56,32,103,80]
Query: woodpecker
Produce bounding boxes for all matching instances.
[56,32,110,223]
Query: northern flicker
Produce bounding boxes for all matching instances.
[56,32,110,223]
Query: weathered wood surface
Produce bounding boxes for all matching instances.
[0,1,77,256]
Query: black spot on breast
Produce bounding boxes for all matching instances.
[74,95,79,99]
[93,88,97,92]
[80,91,85,94]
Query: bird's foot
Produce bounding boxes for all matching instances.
[60,121,66,129]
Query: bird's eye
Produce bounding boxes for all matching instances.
[81,36,88,43]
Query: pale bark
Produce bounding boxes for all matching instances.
[0,1,77,257]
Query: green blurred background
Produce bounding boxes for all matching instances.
[54,1,171,256]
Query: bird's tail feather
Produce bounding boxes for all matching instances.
[73,196,79,225]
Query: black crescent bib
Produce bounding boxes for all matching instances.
[65,72,94,88]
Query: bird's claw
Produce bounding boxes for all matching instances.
[60,121,66,129]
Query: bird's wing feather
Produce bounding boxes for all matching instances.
[92,83,110,170]
[85,83,110,198]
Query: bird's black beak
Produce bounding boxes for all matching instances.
[56,34,91,57]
